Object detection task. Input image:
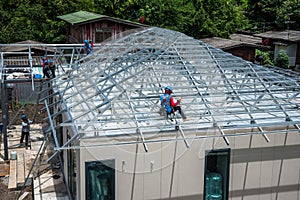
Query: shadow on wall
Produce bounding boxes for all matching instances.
[230,134,300,198]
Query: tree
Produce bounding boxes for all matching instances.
[0,0,67,43]
[255,49,274,66]
[0,2,48,43]
[3,0,295,44]
[275,50,289,69]
[189,0,248,39]
[275,0,300,30]
[245,0,282,32]
[119,0,195,35]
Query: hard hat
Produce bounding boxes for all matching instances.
[84,39,89,43]
[48,59,53,63]
[21,114,26,119]
[165,86,173,92]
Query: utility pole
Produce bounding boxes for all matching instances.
[1,78,9,160]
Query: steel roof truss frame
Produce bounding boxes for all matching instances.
[125,91,148,152]
[247,63,300,132]
[175,45,231,145]
[205,44,271,143]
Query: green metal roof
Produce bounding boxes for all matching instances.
[57,11,147,27]
[57,11,107,25]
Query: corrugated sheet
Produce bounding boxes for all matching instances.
[255,30,300,42]
[57,11,105,25]
[58,11,148,27]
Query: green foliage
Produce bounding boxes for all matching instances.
[189,0,248,39]
[133,0,195,34]
[275,0,300,30]
[255,49,274,66]
[0,0,299,44]
[244,0,300,32]
[0,0,67,43]
[245,0,281,32]
[275,50,290,69]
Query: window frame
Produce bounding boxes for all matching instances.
[85,159,115,200]
[95,28,112,43]
[203,148,231,200]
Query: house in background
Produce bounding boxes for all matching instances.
[1,40,50,66]
[254,30,300,69]
[57,11,148,44]
[201,33,270,63]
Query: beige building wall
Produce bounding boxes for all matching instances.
[76,129,300,200]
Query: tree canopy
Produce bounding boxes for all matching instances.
[0,0,299,43]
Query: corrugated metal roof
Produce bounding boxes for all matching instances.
[254,30,300,42]
[57,11,148,27]
[201,37,267,50]
[229,33,262,44]
[0,40,57,53]
[57,11,106,25]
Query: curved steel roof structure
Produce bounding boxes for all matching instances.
[44,27,300,154]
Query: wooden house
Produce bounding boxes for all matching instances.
[201,34,269,63]
[0,40,51,66]
[57,11,148,44]
[254,30,300,69]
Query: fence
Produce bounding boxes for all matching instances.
[0,81,48,107]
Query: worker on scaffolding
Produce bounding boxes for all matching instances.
[42,56,49,78]
[160,86,187,121]
[43,59,56,79]
[18,114,32,149]
[83,39,93,55]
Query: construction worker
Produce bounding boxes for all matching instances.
[19,114,32,149]
[42,56,48,78]
[160,86,187,120]
[43,59,56,79]
[84,39,93,55]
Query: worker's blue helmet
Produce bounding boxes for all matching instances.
[21,114,26,119]
[165,86,172,93]
[84,39,89,43]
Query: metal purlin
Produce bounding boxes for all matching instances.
[72,49,161,119]
[46,90,80,163]
[36,27,296,152]
[44,100,72,199]
[171,42,230,145]
[47,54,153,157]
[205,44,271,143]
[247,63,300,132]
[52,35,182,141]
[27,45,35,91]
[2,29,299,153]
[125,91,149,152]
[47,81,123,152]
[207,43,276,142]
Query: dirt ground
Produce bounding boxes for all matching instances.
[0,104,47,200]
[1,104,48,125]
[0,177,32,200]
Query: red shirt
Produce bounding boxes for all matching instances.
[165,90,178,107]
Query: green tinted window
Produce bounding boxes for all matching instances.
[204,149,230,200]
[86,160,115,200]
